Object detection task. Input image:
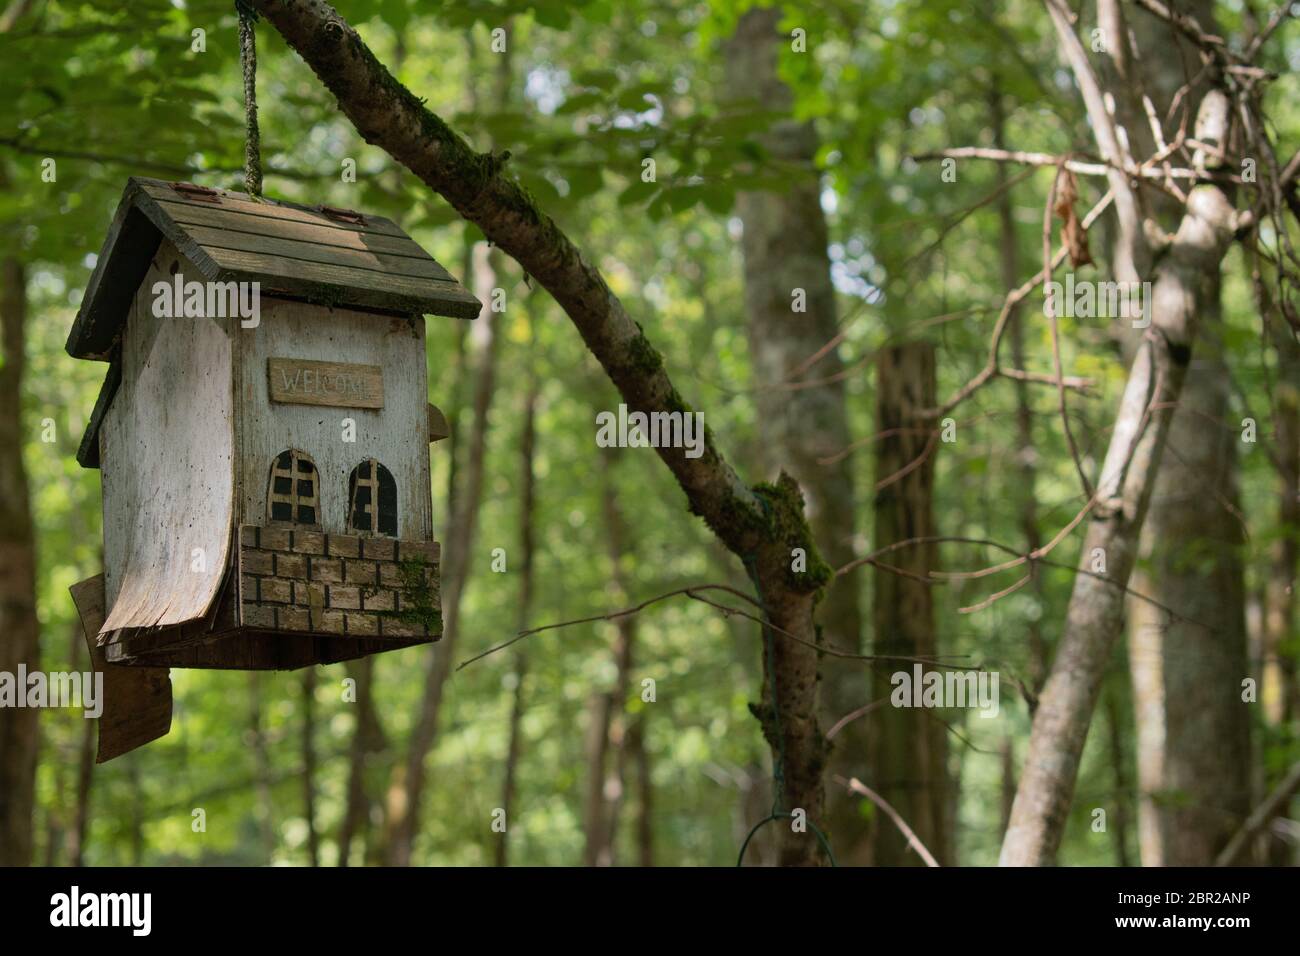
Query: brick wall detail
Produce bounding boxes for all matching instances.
[238,524,442,640]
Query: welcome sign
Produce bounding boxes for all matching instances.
[267,358,384,409]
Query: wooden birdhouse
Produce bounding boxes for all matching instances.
[66,177,479,760]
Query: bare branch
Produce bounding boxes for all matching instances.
[913,146,1199,181]
[1131,0,1237,60]
[1214,761,1300,866]
[834,775,941,867]
[457,583,963,672]
[1044,0,1145,267]
[918,190,1116,420]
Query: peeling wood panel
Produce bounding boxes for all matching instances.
[235,298,432,540]
[100,238,235,633]
[70,574,173,762]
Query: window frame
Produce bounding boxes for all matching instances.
[267,449,322,529]
[347,458,398,537]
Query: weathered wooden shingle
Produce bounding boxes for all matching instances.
[66,177,480,360]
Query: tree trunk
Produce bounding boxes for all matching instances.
[70,698,95,867]
[382,24,514,863]
[1127,325,1251,865]
[583,451,637,866]
[999,88,1242,865]
[1096,0,1253,867]
[724,4,865,862]
[582,690,615,865]
[1000,738,1016,838]
[1264,297,1300,865]
[495,649,528,867]
[252,0,834,865]
[496,364,538,868]
[1263,308,1300,728]
[68,615,95,867]
[870,342,950,865]
[1102,683,1132,866]
[386,241,501,865]
[629,717,653,867]
[248,672,277,861]
[344,256,472,869]
[301,666,320,866]
[0,257,40,867]
[126,757,144,865]
[991,85,1048,695]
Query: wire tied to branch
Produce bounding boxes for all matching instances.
[236,1,262,198]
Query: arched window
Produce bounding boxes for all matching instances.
[268,450,320,526]
[348,459,397,536]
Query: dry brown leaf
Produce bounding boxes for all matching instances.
[1054,167,1094,268]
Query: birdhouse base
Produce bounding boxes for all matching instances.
[95,525,442,670]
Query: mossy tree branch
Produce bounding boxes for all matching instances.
[250,0,834,864]
[251,0,822,565]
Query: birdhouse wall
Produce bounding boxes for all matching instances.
[233,297,433,541]
[99,239,235,632]
[237,524,441,642]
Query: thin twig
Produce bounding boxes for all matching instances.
[918,189,1115,420]
[456,583,968,672]
[834,775,940,867]
[1214,761,1300,866]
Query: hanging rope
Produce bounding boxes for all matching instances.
[236,1,262,197]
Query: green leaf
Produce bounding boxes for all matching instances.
[618,179,659,206]
[556,91,604,115]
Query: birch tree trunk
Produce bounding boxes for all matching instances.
[1000,94,1242,865]
[1127,318,1252,866]
[1095,0,1252,867]
[724,5,865,860]
[0,257,40,867]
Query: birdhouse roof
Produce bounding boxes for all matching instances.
[66,176,481,361]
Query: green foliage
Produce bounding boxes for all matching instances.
[8,0,1299,869]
